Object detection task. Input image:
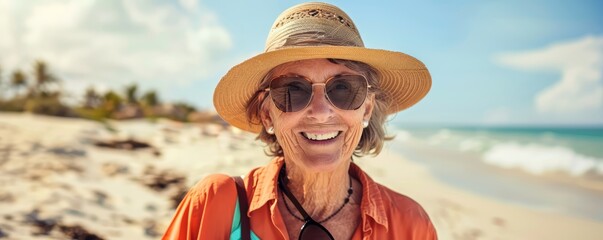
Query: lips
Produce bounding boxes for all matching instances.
[301,131,341,141]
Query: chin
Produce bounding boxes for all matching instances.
[299,153,348,173]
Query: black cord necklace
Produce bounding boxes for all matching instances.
[278,165,353,223]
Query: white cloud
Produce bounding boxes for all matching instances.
[496,36,603,114]
[0,0,232,102]
[179,0,199,13]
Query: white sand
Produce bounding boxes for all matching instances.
[1,112,602,239]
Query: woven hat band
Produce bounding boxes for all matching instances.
[265,3,364,51]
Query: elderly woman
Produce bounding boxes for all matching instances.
[163,2,436,240]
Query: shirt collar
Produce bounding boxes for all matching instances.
[249,157,283,213]
[350,162,389,229]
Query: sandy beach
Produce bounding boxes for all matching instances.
[1,112,602,240]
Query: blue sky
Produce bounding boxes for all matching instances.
[1,0,602,126]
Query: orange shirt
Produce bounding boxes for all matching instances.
[162,157,437,239]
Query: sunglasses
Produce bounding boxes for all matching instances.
[265,74,371,112]
[278,169,335,240]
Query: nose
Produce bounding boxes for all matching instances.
[305,83,334,122]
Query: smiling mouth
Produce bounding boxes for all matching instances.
[301,131,342,141]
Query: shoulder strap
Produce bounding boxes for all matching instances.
[233,176,250,240]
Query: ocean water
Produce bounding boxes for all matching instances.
[391,126,603,177]
[388,125,603,220]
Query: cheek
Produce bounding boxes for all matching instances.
[269,110,302,152]
[341,116,364,153]
[276,127,303,155]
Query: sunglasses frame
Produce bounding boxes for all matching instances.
[299,219,335,240]
[264,74,372,112]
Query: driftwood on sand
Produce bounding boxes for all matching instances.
[93,139,161,156]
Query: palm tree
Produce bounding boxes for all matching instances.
[32,60,58,95]
[11,70,27,97]
[0,66,3,98]
[103,90,123,113]
[141,90,159,106]
[124,83,138,105]
[83,87,102,108]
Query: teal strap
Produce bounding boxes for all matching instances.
[230,199,260,240]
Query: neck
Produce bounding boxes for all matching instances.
[281,159,351,219]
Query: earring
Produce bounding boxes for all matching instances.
[362,120,369,128]
[266,126,275,134]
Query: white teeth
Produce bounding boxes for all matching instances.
[302,131,339,141]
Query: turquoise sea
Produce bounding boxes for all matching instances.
[388,125,603,221]
[391,126,603,176]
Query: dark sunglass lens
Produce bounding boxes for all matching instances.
[270,77,312,112]
[326,75,367,110]
[299,222,334,240]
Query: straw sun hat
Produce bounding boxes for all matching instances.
[213,2,431,133]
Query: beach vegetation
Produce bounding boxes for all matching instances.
[11,69,28,97]
[32,60,60,96]
[0,60,221,124]
[1,61,74,116]
[0,65,3,96]
[125,83,139,105]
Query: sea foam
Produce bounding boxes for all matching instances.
[482,142,603,176]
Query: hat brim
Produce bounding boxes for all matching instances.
[213,46,431,133]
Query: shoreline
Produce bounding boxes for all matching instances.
[390,137,603,221]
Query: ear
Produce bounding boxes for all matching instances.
[362,94,375,122]
[259,102,273,130]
